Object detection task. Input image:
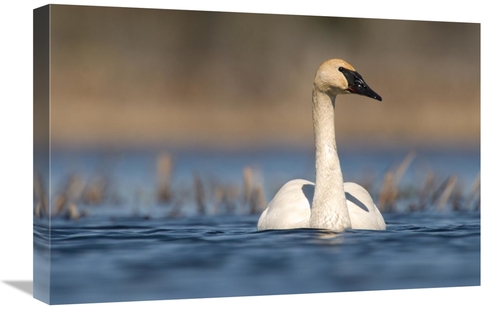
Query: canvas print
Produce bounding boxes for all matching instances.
[33,4,480,305]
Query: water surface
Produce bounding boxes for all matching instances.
[34,148,480,304]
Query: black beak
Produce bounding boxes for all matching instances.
[340,67,382,101]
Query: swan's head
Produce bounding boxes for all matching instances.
[314,58,382,101]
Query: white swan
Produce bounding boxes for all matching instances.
[257,59,386,231]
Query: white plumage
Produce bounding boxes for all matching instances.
[257,59,386,231]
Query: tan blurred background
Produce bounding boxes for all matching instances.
[46,5,480,151]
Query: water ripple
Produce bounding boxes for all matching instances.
[34,212,480,304]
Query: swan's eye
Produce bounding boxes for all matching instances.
[338,67,344,72]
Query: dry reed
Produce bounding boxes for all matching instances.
[378,150,416,212]
[156,152,173,204]
[36,150,479,221]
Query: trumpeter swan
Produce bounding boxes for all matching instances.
[257,59,386,231]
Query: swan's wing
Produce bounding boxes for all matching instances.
[344,182,386,230]
[257,180,386,231]
[257,179,314,230]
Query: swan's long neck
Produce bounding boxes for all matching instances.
[309,89,351,231]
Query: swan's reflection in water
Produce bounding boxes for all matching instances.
[256,228,346,250]
[314,230,344,243]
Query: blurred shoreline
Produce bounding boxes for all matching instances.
[38,5,480,152]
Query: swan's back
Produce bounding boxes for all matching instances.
[257,179,313,230]
[257,180,386,231]
[344,182,386,230]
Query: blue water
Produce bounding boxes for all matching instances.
[33,147,480,304]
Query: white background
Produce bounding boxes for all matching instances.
[0,1,497,308]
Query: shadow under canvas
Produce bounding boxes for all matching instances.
[3,281,33,296]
